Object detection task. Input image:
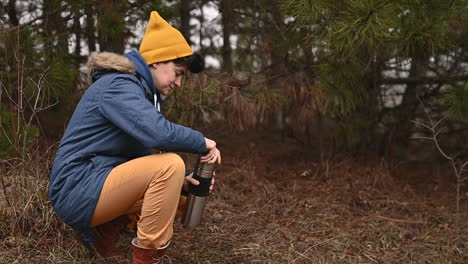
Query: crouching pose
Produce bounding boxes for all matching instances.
[49,11,221,263]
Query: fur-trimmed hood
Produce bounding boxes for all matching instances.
[86,52,136,77]
[86,50,157,96]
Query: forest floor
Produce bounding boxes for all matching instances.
[0,129,467,263]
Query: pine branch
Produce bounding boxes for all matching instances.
[381,75,468,85]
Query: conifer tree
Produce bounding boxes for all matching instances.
[283,0,468,154]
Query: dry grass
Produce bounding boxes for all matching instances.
[1,131,467,263]
[170,131,467,264]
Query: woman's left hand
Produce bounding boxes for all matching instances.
[184,171,216,192]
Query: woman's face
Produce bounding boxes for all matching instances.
[150,62,187,96]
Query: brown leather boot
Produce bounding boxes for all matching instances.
[131,238,170,264]
[90,215,130,259]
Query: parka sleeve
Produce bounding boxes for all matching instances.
[98,75,206,153]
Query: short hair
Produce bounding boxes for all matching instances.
[166,52,204,74]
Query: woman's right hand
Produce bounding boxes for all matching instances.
[202,137,221,164]
[205,137,216,150]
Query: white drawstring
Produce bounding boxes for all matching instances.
[154,94,160,112]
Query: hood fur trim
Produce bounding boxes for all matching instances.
[87,52,137,78]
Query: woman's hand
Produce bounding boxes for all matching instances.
[184,171,216,192]
[182,137,220,194]
[203,137,221,165]
[205,137,217,150]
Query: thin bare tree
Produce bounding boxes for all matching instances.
[412,104,468,238]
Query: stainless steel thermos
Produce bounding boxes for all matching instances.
[182,155,215,228]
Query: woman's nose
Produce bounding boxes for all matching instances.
[174,77,182,87]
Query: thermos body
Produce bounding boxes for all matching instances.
[182,195,208,228]
[182,161,215,228]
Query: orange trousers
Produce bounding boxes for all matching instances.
[90,153,185,248]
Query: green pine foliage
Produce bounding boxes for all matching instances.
[314,56,371,116]
[283,0,468,151]
[1,15,76,158]
[96,12,127,44]
[1,20,76,103]
[244,81,286,121]
[0,106,16,158]
[164,74,224,127]
[42,60,77,101]
[283,0,402,56]
[441,83,468,121]
[0,105,39,159]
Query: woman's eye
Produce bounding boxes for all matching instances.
[175,68,185,77]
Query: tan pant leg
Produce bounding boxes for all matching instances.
[90,153,185,248]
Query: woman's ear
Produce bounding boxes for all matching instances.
[150,63,158,69]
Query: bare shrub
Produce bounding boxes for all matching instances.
[412,106,468,238]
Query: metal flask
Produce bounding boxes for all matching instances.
[182,158,215,228]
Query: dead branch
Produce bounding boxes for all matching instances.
[412,100,467,239]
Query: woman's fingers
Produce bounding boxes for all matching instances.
[209,175,215,192]
[185,175,199,185]
[200,147,221,164]
[216,148,221,164]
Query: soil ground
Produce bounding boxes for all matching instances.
[1,130,467,263]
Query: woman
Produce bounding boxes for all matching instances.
[49,11,221,263]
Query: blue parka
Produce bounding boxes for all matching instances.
[49,51,205,242]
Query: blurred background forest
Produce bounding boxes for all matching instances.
[1,0,467,263]
[1,0,468,158]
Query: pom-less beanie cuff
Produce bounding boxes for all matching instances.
[139,11,193,65]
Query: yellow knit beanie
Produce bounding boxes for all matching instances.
[139,11,193,65]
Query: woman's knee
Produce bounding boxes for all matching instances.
[148,153,185,185]
[163,153,185,174]
[158,154,185,195]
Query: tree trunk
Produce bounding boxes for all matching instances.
[84,3,96,53]
[268,1,286,75]
[42,0,68,58]
[179,0,192,46]
[73,14,82,66]
[197,0,206,51]
[96,0,126,53]
[7,0,19,26]
[392,57,428,148]
[220,0,233,72]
